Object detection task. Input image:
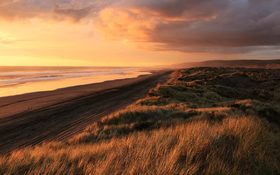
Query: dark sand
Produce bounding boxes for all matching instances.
[0,71,170,154]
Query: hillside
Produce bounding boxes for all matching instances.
[177,59,280,69]
[0,68,279,175]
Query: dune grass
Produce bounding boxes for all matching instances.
[0,67,279,175]
[0,116,279,175]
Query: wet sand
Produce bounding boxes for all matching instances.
[0,71,151,97]
[0,71,171,154]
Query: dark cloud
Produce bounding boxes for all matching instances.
[118,0,229,19]
[105,0,280,52]
[0,0,108,20]
[53,5,93,21]
[0,0,279,53]
[0,0,53,19]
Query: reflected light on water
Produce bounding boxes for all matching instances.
[0,71,150,97]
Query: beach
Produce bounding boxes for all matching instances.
[0,71,170,154]
[0,67,151,97]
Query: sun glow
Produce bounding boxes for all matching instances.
[0,0,278,67]
[0,18,190,67]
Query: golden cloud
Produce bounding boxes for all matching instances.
[0,0,279,54]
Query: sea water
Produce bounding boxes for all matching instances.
[0,67,150,97]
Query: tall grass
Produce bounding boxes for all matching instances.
[0,116,279,175]
[0,68,279,175]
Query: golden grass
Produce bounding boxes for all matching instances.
[1,68,280,175]
[1,116,279,175]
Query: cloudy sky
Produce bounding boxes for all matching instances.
[0,0,279,66]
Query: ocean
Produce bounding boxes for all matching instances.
[0,66,150,97]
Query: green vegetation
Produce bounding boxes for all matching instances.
[0,67,279,175]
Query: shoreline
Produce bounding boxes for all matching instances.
[0,72,155,119]
[0,70,171,154]
[0,70,151,98]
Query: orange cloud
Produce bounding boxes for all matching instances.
[97,8,157,42]
[95,0,280,54]
[0,0,279,59]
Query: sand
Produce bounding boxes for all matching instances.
[0,71,170,154]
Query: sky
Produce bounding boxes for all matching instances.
[0,0,279,67]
